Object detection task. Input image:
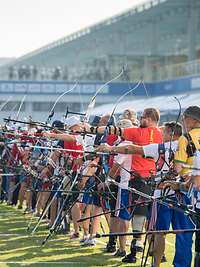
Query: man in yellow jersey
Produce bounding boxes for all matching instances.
[175,106,200,175]
[165,106,200,267]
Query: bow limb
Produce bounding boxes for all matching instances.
[170,96,182,142]
[99,79,142,142]
[46,81,78,124]
[110,80,142,117]
[85,68,125,122]
[0,96,13,111]
[168,96,182,162]
[16,95,26,121]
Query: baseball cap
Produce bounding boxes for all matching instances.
[116,119,133,128]
[52,120,64,129]
[183,106,200,122]
[65,116,81,128]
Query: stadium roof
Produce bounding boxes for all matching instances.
[2,0,199,69]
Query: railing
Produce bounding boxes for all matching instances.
[1,58,200,83]
[156,59,200,81]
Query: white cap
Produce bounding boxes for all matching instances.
[7,125,16,131]
[116,119,133,128]
[65,116,81,128]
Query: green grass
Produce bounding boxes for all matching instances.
[0,203,190,267]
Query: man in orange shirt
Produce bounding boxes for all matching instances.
[90,108,162,177]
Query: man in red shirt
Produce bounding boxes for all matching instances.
[92,108,162,177]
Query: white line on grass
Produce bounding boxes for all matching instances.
[0,215,19,219]
[0,262,85,265]
[0,234,29,236]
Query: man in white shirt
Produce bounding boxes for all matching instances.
[109,138,133,257]
[98,119,133,256]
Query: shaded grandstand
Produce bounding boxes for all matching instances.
[0,0,200,82]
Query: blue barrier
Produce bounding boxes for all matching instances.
[0,74,199,96]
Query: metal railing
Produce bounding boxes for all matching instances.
[1,58,200,82]
[156,59,200,81]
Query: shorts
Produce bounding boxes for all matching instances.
[129,176,152,216]
[93,194,101,207]
[80,177,95,205]
[115,188,132,221]
[42,181,51,190]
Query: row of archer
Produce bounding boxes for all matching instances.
[1,104,200,267]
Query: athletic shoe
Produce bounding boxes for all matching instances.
[149,251,153,256]
[47,224,52,229]
[122,253,137,263]
[24,208,32,214]
[114,249,126,257]
[161,254,167,263]
[135,245,144,252]
[80,235,89,243]
[148,252,167,263]
[81,238,96,247]
[70,232,79,240]
[104,243,116,253]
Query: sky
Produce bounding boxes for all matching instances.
[0,0,148,58]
